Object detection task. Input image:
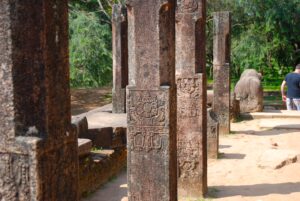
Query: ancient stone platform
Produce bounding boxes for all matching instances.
[73,104,127,197]
[75,104,126,129]
[259,119,300,129]
[241,110,300,119]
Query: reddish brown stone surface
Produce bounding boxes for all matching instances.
[213,12,231,135]
[0,1,78,200]
[176,0,207,197]
[207,108,219,159]
[126,0,177,200]
[112,4,128,113]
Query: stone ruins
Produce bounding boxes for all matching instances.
[207,108,219,159]
[0,1,78,200]
[175,0,207,197]
[213,12,231,135]
[0,1,242,200]
[234,69,264,112]
[112,4,128,113]
[126,0,177,200]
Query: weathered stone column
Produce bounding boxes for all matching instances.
[112,4,128,113]
[176,0,207,198]
[213,11,231,135]
[0,1,78,200]
[207,108,219,159]
[126,0,177,200]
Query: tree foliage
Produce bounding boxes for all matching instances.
[69,0,300,88]
[207,0,300,83]
[69,9,112,87]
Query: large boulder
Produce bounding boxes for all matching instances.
[234,69,263,113]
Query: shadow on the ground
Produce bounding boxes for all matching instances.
[212,182,300,197]
[219,145,232,149]
[233,127,300,136]
[219,152,246,159]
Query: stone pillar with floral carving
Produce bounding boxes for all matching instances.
[175,0,207,198]
[126,0,177,200]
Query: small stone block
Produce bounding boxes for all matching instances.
[78,138,92,157]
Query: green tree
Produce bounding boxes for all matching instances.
[207,0,300,83]
[69,9,112,87]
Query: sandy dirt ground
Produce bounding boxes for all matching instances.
[84,118,300,201]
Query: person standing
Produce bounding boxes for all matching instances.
[281,64,300,110]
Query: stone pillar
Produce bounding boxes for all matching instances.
[0,1,78,200]
[176,0,207,198]
[213,11,231,135]
[207,108,219,159]
[126,0,177,200]
[112,4,128,113]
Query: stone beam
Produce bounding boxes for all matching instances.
[0,1,78,200]
[175,0,207,198]
[126,0,177,200]
[112,4,128,113]
[213,11,231,135]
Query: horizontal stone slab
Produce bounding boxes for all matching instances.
[259,119,300,129]
[241,110,300,119]
[73,104,126,129]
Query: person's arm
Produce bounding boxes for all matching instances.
[281,80,287,102]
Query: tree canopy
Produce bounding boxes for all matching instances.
[69,0,300,88]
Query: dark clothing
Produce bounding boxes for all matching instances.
[285,73,300,98]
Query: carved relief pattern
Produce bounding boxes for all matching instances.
[177,77,200,98]
[0,153,30,200]
[128,90,167,126]
[178,0,198,13]
[128,126,168,153]
[208,126,217,138]
[128,89,169,154]
[178,136,201,178]
[177,77,201,118]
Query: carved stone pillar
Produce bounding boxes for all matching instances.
[175,0,207,198]
[112,4,128,113]
[126,0,177,200]
[213,11,231,135]
[0,1,78,200]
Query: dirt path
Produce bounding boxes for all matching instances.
[84,118,300,201]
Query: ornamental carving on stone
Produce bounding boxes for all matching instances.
[177,77,200,98]
[178,137,201,178]
[178,0,198,13]
[129,127,168,153]
[128,90,167,126]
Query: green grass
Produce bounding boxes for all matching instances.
[208,78,282,91]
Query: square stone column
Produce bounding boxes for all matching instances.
[126,0,177,200]
[175,0,207,198]
[112,4,128,113]
[207,108,219,159]
[0,1,78,200]
[213,11,231,135]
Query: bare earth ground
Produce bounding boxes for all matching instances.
[73,88,300,201]
[84,118,300,201]
[71,87,112,115]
